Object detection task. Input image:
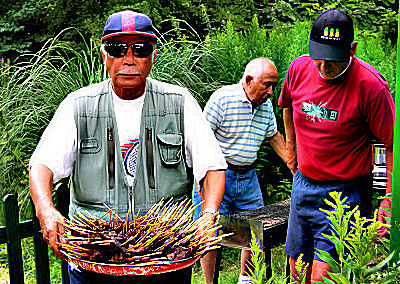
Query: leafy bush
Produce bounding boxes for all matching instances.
[200,17,270,100]
[314,192,400,283]
[247,192,400,283]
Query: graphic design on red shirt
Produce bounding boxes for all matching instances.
[302,101,339,123]
[121,139,140,178]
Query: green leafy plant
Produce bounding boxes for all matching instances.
[314,191,400,283]
[246,230,267,284]
[294,254,309,284]
[246,230,291,284]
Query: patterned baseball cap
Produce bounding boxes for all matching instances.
[309,9,354,62]
[101,10,157,43]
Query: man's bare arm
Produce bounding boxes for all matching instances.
[200,170,225,220]
[268,131,288,163]
[29,164,65,259]
[283,107,298,174]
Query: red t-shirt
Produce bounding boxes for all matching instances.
[279,55,394,181]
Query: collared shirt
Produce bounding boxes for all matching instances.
[204,82,277,166]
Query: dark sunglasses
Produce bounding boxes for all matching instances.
[103,41,154,58]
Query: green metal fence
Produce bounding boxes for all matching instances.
[390,6,400,264]
[0,183,70,284]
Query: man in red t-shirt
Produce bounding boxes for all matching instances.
[279,9,394,283]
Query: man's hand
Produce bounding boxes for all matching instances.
[377,197,391,238]
[199,211,218,223]
[36,204,66,260]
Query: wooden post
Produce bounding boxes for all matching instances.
[31,199,51,284]
[4,194,24,284]
[56,182,70,284]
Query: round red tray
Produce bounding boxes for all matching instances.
[65,253,201,275]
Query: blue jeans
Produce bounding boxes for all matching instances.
[193,167,264,219]
[68,262,192,284]
[285,170,373,262]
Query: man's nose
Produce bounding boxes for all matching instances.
[124,46,136,63]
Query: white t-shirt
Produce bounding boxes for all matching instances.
[30,82,227,186]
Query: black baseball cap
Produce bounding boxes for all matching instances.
[309,9,354,62]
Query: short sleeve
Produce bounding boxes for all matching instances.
[366,88,395,147]
[278,62,294,108]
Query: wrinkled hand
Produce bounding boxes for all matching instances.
[377,198,391,238]
[199,212,218,239]
[200,212,217,223]
[36,205,66,260]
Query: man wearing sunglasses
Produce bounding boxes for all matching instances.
[29,10,227,284]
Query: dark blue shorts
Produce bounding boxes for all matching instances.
[68,262,192,284]
[285,170,372,263]
[192,167,264,219]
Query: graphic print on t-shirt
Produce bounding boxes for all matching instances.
[121,139,140,178]
[302,101,339,123]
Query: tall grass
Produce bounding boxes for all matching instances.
[0,29,105,222]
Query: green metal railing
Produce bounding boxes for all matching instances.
[0,183,70,284]
[390,7,400,264]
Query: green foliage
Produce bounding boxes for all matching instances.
[314,191,400,283]
[151,35,219,106]
[355,32,396,96]
[0,0,397,63]
[246,230,292,283]
[0,29,105,223]
[0,240,63,283]
[0,244,6,264]
[294,254,309,284]
[246,230,267,284]
[257,0,397,42]
[0,0,47,59]
[201,17,269,88]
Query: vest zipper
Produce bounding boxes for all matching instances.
[129,185,134,219]
[107,127,115,189]
[145,127,155,189]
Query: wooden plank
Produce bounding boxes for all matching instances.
[0,221,35,244]
[20,221,34,239]
[31,200,50,284]
[4,193,24,284]
[56,182,70,284]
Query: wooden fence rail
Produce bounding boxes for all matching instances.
[0,183,70,284]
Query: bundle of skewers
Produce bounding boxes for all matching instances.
[57,199,230,267]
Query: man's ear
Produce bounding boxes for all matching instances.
[152,49,157,63]
[350,41,358,57]
[245,75,253,84]
[100,45,106,61]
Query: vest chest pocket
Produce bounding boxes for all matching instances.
[157,133,182,167]
[80,138,101,153]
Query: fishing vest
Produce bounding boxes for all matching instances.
[69,78,193,220]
